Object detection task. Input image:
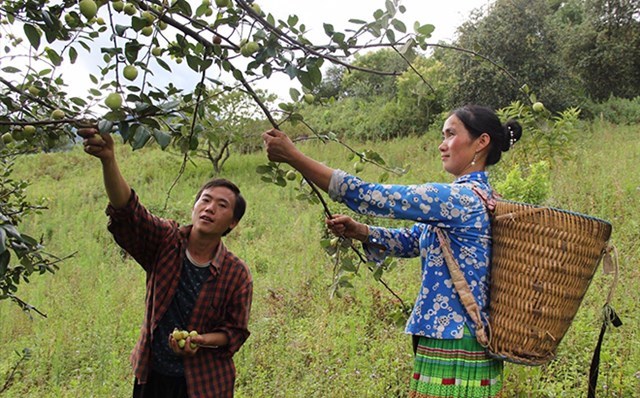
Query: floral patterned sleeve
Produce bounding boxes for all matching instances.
[328,169,478,224]
[363,223,425,265]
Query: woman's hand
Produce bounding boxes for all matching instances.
[262,128,301,164]
[326,214,369,242]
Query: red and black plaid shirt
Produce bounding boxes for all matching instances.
[106,190,252,398]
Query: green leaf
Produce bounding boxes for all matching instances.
[23,24,41,50]
[323,23,334,36]
[289,88,300,102]
[98,119,114,134]
[415,23,435,37]
[44,47,62,66]
[0,250,9,279]
[0,228,6,255]
[2,67,20,73]
[348,19,367,25]
[69,47,78,64]
[115,24,129,36]
[287,15,298,27]
[391,19,406,33]
[132,126,151,150]
[153,130,172,149]
[256,165,273,174]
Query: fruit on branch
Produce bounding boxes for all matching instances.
[532,102,545,112]
[285,170,296,180]
[215,0,230,7]
[303,94,315,104]
[79,0,98,20]
[354,161,364,173]
[64,13,80,28]
[123,3,136,16]
[112,1,124,12]
[140,26,153,36]
[123,65,138,81]
[23,125,36,139]
[240,41,259,57]
[2,133,13,144]
[105,92,123,110]
[213,35,222,45]
[151,47,163,56]
[141,11,155,25]
[51,109,65,120]
[250,3,262,15]
[28,85,41,96]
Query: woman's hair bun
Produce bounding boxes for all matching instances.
[502,120,522,152]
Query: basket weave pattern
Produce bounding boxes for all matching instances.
[487,200,612,365]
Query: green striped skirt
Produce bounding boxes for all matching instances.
[409,328,503,398]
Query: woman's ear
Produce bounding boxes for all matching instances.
[476,132,491,152]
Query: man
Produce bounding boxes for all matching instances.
[80,128,252,398]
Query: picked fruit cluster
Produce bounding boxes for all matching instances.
[172,328,199,349]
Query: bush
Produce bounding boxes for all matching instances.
[581,96,640,125]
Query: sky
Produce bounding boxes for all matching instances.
[246,0,492,98]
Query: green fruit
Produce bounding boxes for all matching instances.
[158,21,168,30]
[172,329,183,340]
[28,85,41,96]
[303,94,315,104]
[141,11,155,25]
[180,330,189,340]
[240,41,259,57]
[532,102,545,112]
[79,0,98,20]
[202,0,210,5]
[250,3,262,15]
[285,170,297,181]
[140,26,153,36]
[190,342,198,350]
[51,109,65,120]
[123,3,136,15]
[2,133,13,144]
[151,47,162,56]
[329,237,339,248]
[65,13,80,28]
[189,330,198,337]
[177,339,186,348]
[96,17,105,25]
[123,65,138,80]
[112,0,124,12]
[215,0,229,7]
[354,162,364,173]
[104,92,123,110]
[23,125,36,138]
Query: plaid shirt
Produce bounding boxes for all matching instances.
[106,190,252,398]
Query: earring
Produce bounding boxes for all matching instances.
[471,153,477,166]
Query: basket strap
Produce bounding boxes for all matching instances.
[434,227,489,347]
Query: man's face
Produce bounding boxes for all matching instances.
[191,186,238,237]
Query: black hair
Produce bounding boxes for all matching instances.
[450,105,523,166]
[195,178,246,236]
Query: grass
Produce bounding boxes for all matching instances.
[0,122,638,397]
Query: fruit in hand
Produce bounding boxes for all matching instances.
[172,328,199,350]
[79,0,98,20]
[123,65,138,81]
[105,93,123,110]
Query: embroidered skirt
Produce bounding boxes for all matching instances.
[409,329,503,398]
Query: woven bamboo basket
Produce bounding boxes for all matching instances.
[486,200,612,365]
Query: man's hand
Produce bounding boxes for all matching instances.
[326,214,369,242]
[262,128,300,164]
[78,127,115,161]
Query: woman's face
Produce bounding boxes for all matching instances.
[438,114,479,178]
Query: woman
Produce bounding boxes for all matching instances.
[262,105,522,397]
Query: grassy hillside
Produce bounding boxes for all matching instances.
[0,121,638,397]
